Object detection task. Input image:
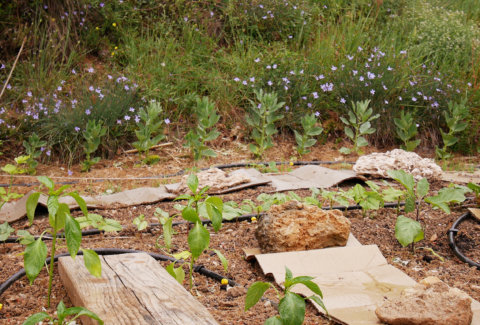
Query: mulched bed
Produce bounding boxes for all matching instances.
[1,179,479,324]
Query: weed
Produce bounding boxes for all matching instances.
[132,101,165,164]
[82,120,106,172]
[294,113,323,156]
[394,111,420,151]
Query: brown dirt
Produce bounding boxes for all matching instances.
[0,138,479,324]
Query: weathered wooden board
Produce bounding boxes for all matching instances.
[59,253,219,325]
[469,208,480,221]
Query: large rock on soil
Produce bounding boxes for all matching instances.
[375,277,473,325]
[353,149,442,180]
[172,168,250,194]
[255,201,350,253]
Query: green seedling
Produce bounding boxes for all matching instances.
[133,214,148,231]
[339,99,379,155]
[435,99,469,160]
[0,222,14,241]
[184,96,220,162]
[350,184,384,218]
[25,176,102,307]
[245,266,327,325]
[23,132,47,174]
[321,189,350,209]
[132,101,166,165]
[1,155,29,210]
[82,120,106,172]
[154,208,175,253]
[395,215,424,251]
[76,213,122,232]
[467,182,480,205]
[246,89,284,158]
[366,180,405,215]
[170,174,227,289]
[302,188,323,208]
[294,113,323,156]
[425,184,468,214]
[394,111,420,151]
[23,300,103,325]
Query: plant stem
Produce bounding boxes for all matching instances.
[189,258,195,291]
[47,229,57,308]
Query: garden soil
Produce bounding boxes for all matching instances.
[0,138,479,324]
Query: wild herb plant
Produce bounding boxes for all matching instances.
[245,266,327,325]
[25,176,102,307]
[132,101,165,165]
[394,111,420,151]
[23,133,47,174]
[23,300,103,325]
[0,155,29,210]
[169,174,227,289]
[294,113,323,156]
[81,120,107,172]
[435,99,469,160]
[184,96,220,161]
[339,100,379,155]
[133,214,148,231]
[246,89,284,158]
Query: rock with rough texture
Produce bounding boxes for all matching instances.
[353,149,442,180]
[255,201,351,253]
[173,168,250,194]
[375,278,473,325]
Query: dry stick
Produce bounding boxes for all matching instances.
[123,142,173,154]
[0,36,27,101]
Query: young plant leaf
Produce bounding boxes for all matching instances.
[308,295,328,314]
[212,249,228,273]
[37,176,54,190]
[166,262,186,285]
[395,215,424,247]
[417,178,430,198]
[24,237,48,284]
[279,292,306,325]
[26,192,41,224]
[245,282,271,311]
[182,206,200,223]
[83,249,102,278]
[264,316,283,325]
[187,174,199,193]
[23,312,51,325]
[0,222,14,241]
[187,222,210,259]
[205,196,223,232]
[68,192,88,217]
[65,213,82,259]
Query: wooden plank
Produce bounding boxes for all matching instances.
[469,208,480,222]
[59,253,219,325]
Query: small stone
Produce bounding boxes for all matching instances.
[375,279,473,325]
[226,286,247,298]
[255,201,350,253]
[429,233,438,242]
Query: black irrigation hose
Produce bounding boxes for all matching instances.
[447,211,480,270]
[0,248,237,298]
[0,160,356,188]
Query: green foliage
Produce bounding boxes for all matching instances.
[25,176,101,307]
[245,266,327,325]
[246,90,285,158]
[22,133,47,174]
[468,182,480,205]
[0,156,29,210]
[75,213,122,232]
[294,113,323,156]
[0,222,14,241]
[132,101,166,164]
[184,97,220,161]
[387,170,429,219]
[132,214,148,231]
[154,208,175,253]
[425,185,468,214]
[395,215,424,248]
[394,111,420,151]
[436,99,470,160]
[339,100,379,155]
[23,300,103,325]
[81,120,107,172]
[349,184,384,218]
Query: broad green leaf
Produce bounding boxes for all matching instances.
[279,292,306,325]
[417,178,430,198]
[339,147,351,155]
[37,176,54,190]
[359,122,371,135]
[47,195,59,225]
[182,206,200,223]
[264,316,283,325]
[173,250,191,261]
[356,136,369,147]
[54,203,70,231]
[245,282,271,311]
[387,170,414,193]
[83,249,102,278]
[187,222,210,259]
[101,218,122,232]
[213,249,228,273]
[16,229,35,245]
[187,174,199,193]
[205,196,223,232]
[288,278,323,298]
[0,222,14,241]
[395,215,424,247]
[72,308,104,324]
[51,184,71,196]
[65,214,81,259]
[467,182,480,195]
[405,195,416,214]
[56,301,67,323]
[309,295,328,314]
[22,312,51,325]
[381,187,405,202]
[24,237,48,284]
[166,262,186,285]
[26,192,41,224]
[344,127,354,140]
[68,192,88,217]
[1,164,17,175]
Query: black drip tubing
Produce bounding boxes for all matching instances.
[0,248,237,297]
[447,211,480,270]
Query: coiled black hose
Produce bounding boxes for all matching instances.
[0,248,237,297]
[447,211,480,270]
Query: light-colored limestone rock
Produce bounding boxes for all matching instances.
[353,149,442,180]
[375,278,473,325]
[174,168,250,194]
[255,201,350,253]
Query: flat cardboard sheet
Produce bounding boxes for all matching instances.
[267,165,365,192]
[253,245,441,324]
